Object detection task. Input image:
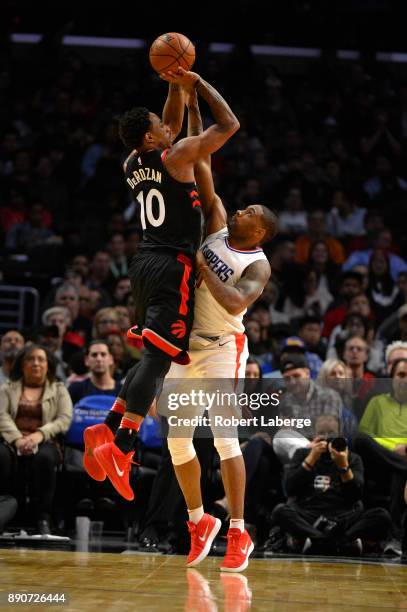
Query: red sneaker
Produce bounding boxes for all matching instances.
[83,423,113,481]
[220,529,254,573]
[93,442,135,501]
[186,514,221,567]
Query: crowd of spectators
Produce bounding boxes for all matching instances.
[0,40,407,557]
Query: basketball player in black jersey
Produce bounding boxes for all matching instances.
[83,68,240,500]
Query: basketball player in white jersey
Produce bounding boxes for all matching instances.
[165,87,278,573]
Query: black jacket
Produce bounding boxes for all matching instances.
[285,447,364,514]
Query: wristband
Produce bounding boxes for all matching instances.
[303,459,313,470]
[337,465,350,474]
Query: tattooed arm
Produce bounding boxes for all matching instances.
[186,89,203,137]
[196,255,271,315]
[161,68,240,159]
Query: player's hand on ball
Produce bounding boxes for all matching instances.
[160,67,200,88]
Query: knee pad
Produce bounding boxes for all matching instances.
[167,437,196,466]
[214,437,242,461]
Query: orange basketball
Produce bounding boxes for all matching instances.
[149,32,195,74]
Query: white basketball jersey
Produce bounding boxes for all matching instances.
[192,227,268,337]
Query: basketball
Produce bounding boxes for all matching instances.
[149,32,195,74]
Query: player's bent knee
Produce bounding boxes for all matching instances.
[167,437,196,466]
[214,437,242,461]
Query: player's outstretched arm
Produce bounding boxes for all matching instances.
[163,83,185,142]
[186,90,227,235]
[197,254,271,315]
[161,68,239,158]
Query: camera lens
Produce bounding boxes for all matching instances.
[330,437,347,452]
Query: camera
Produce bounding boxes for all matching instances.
[326,436,347,452]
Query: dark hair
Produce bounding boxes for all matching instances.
[368,248,394,296]
[250,300,269,312]
[260,206,278,243]
[308,240,330,262]
[342,313,368,336]
[10,344,56,382]
[114,275,130,287]
[341,271,363,285]
[299,315,322,328]
[86,339,112,355]
[246,355,263,378]
[118,107,151,149]
[350,292,369,303]
[390,357,407,378]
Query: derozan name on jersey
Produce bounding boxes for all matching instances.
[126,167,162,189]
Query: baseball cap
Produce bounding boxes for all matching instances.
[398,304,407,319]
[280,353,309,374]
[281,336,306,351]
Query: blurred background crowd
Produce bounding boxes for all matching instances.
[1,4,407,559]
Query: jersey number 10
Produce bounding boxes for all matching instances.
[136,189,166,229]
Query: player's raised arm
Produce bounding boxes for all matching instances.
[161,68,239,159]
[197,254,271,316]
[162,83,185,143]
[186,88,227,235]
[185,87,203,138]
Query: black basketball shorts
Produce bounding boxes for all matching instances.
[129,249,195,363]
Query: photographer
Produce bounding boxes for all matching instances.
[272,415,390,554]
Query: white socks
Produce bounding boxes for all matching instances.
[188,505,204,525]
[187,508,244,532]
[230,518,244,533]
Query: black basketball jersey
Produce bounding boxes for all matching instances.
[125,149,202,256]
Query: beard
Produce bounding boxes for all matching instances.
[2,347,20,361]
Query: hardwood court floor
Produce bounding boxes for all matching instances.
[1,549,407,611]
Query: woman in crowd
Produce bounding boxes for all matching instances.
[283,266,333,320]
[91,307,120,339]
[307,239,340,295]
[106,332,133,381]
[368,249,400,324]
[316,358,358,437]
[0,345,72,534]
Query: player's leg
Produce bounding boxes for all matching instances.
[94,252,195,500]
[105,361,141,433]
[94,341,172,500]
[206,335,254,571]
[219,450,245,524]
[205,334,247,526]
[166,355,221,566]
[82,257,149,480]
[168,435,221,567]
